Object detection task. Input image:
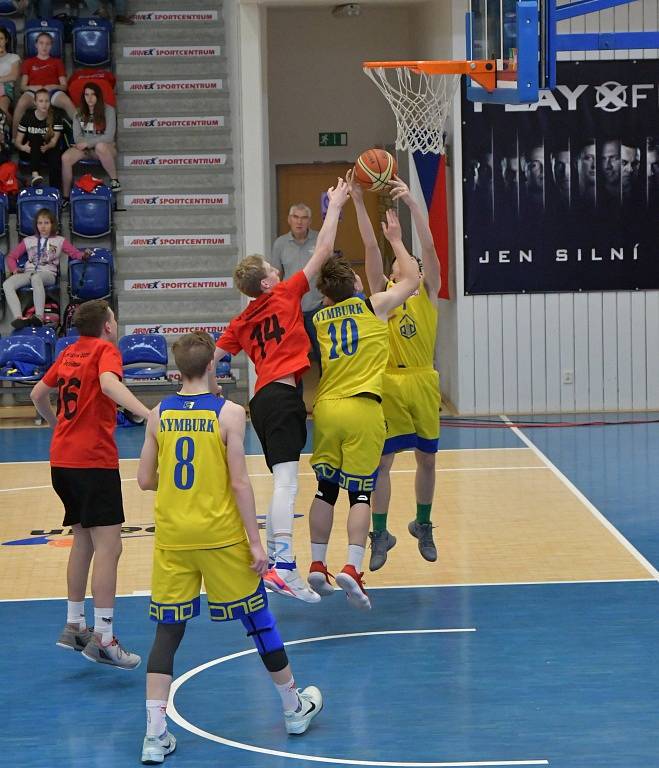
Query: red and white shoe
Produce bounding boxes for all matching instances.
[307,561,335,597]
[263,563,321,604]
[335,564,371,610]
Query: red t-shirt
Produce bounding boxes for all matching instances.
[42,337,123,469]
[21,56,66,87]
[217,271,310,393]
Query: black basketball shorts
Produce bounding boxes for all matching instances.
[249,381,307,471]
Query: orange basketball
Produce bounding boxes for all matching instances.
[353,148,397,191]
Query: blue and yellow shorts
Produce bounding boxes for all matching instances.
[382,368,440,455]
[311,395,386,492]
[149,538,264,623]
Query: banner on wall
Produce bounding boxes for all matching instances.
[462,60,659,295]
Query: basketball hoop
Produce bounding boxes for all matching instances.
[363,60,496,155]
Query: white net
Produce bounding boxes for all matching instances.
[363,66,460,155]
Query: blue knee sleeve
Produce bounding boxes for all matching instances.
[241,606,285,656]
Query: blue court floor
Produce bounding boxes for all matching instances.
[2,414,659,767]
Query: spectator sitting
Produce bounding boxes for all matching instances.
[3,208,88,329]
[0,28,20,122]
[14,88,63,188]
[13,32,76,141]
[86,0,134,24]
[62,82,119,202]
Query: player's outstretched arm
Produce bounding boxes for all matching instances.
[30,380,58,428]
[347,169,386,294]
[222,401,268,576]
[99,372,151,421]
[389,175,441,298]
[302,177,350,282]
[369,209,420,321]
[137,407,160,491]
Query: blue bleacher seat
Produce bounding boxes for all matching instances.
[17,186,61,237]
[119,334,168,381]
[210,330,232,377]
[72,17,112,68]
[68,248,113,302]
[24,18,64,59]
[54,335,77,358]
[0,192,8,238]
[0,2,16,15]
[0,19,16,53]
[0,335,49,382]
[0,257,5,319]
[70,184,112,238]
[11,326,56,364]
[66,327,80,337]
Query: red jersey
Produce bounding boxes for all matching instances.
[217,270,310,393]
[21,56,66,86]
[42,336,123,469]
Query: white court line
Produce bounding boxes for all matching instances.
[500,414,659,582]
[168,629,547,767]
[0,466,549,493]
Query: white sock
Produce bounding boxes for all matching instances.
[274,677,300,713]
[347,544,365,571]
[311,542,328,564]
[271,461,298,565]
[94,608,114,645]
[67,600,86,629]
[146,699,168,738]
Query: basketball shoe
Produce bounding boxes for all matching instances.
[307,561,335,597]
[141,732,176,764]
[284,686,323,735]
[56,623,93,652]
[335,564,371,610]
[368,529,397,571]
[263,562,321,603]
[82,635,142,669]
[408,520,437,562]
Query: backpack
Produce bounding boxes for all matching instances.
[62,302,79,336]
[24,301,61,329]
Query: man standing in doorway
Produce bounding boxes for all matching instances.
[271,204,323,364]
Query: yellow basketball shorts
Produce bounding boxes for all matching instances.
[382,368,441,455]
[311,395,386,492]
[149,538,264,624]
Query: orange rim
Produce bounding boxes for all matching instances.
[363,59,497,92]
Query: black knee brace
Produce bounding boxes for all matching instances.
[146,622,186,675]
[348,489,371,507]
[316,479,340,506]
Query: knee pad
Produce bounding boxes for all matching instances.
[241,607,285,668]
[316,479,339,506]
[348,490,371,507]
[146,622,186,676]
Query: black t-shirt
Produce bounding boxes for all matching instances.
[17,107,64,140]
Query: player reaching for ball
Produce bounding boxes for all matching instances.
[213,178,350,604]
[306,209,419,610]
[349,170,441,571]
[137,332,322,765]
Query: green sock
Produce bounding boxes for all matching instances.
[416,503,432,524]
[372,513,388,532]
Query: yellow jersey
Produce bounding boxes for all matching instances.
[314,295,389,401]
[154,393,246,551]
[386,280,438,370]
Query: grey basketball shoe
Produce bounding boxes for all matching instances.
[56,624,93,652]
[408,520,438,562]
[368,529,397,571]
[82,635,142,669]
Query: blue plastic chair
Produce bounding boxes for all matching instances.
[54,335,77,358]
[24,18,64,58]
[70,185,112,238]
[210,330,232,377]
[72,17,112,68]
[68,249,113,302]
[0,192,8,238]
[0,335,49,382]
[119,334,168,380]
[17,186,61,237]
[11,326,56,364]
[0,2,16,15]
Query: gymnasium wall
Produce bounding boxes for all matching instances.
[443,0,659,414]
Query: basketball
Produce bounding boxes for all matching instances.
[353,148,397,191]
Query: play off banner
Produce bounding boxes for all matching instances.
[124,278,233,291]
[124,79,222,92]
[123,234,231,247]
[123,116,224,129]
[133,10,218,21]
[123,194,229,206]
[123,46,220,57]
[125,322,228,336]
[123,154,226,168]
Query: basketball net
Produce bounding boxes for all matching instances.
[363,66,460,155]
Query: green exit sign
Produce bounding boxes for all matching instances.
[319,132,347,147]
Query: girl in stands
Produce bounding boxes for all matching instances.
[0,27,20,121]
[15,88,64,188]
[2,208,88,329]
[61,82,119,202]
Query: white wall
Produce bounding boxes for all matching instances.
[448,0,659,414]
